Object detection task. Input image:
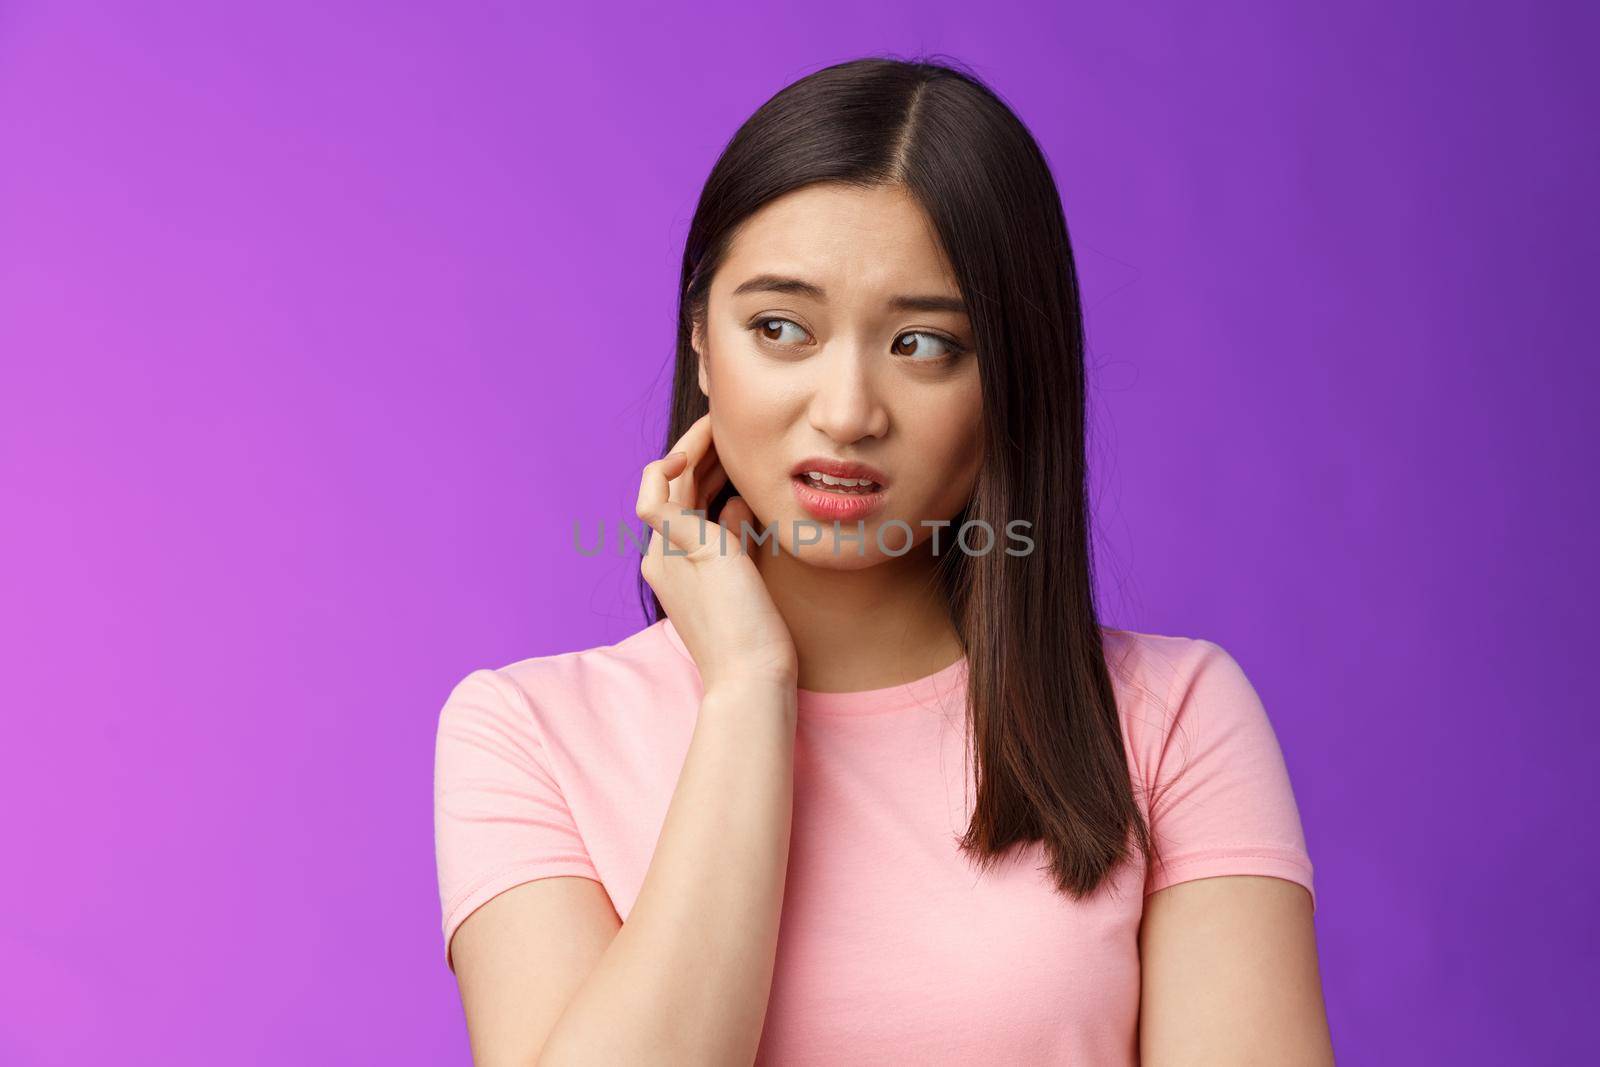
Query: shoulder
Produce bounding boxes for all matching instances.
[492,616,690,704]
[1104,629,1314,907]
[437,617,697,739]
[1101,627,1272,766]
[1102,626,1236,716]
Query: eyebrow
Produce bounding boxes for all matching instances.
[729,273,967,315]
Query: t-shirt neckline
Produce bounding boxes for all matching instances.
[659,616,968,716]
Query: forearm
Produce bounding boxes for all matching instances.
[537,682,798,1066]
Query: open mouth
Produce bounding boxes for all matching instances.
[793,470,884,495]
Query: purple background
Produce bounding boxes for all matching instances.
[2,2,1593,1063]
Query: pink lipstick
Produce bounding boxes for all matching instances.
[789,456,890,522]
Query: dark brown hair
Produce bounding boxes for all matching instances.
[640,54,1156,899]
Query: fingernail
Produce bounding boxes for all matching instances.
[665,450,686,462]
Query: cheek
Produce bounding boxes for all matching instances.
[905,389,984,510]
[704,334,793,490]
[707,327,781,412]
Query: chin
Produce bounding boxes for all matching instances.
[790,539,891,571]
[777,510,925,570]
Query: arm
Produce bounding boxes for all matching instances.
[450,680,797,1067]
[448,419,800,1064]
[1138,874,1333,1065]
[1133,637,1332,1063]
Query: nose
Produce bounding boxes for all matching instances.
[806,342,889,444]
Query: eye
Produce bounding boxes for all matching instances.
[892,331,966,362]
[749,317,812,347]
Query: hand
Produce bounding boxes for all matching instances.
[636,413,798,695]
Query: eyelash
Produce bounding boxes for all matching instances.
[746,316,969,363]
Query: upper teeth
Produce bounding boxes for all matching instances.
[805,470,878,488]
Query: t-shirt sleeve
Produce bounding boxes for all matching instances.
[1141,640,1316,912]
[433,667,602,972]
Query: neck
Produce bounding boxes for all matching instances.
[752,538,965,693]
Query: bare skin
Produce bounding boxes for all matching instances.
[1140,876,1335,1065]
[446,181,1333,1065]
[453,416,798,1067]
[690,182,983,692]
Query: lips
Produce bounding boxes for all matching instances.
[789,456,889,490]
[791,477,887,521]
[788,456,889,522]
[794,471,882,494]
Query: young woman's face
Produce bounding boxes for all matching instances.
[693,181,984,569]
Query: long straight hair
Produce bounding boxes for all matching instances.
[639,55,1155,898]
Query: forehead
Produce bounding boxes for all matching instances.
[716,182,960,299]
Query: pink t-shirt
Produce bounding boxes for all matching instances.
[433,618,1314,1064]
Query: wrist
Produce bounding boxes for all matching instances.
[700,677,798,716]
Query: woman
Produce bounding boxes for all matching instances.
[434,56,1332,1064]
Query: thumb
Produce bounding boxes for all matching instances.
[718,495,756,555]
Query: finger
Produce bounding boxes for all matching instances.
[692,429,730,512]
[638,451,714,557]
[662,411,713,460]
[666,414,715,510]
[697,464,729,514]
[719,495,756,557]
[636,451,688,537]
